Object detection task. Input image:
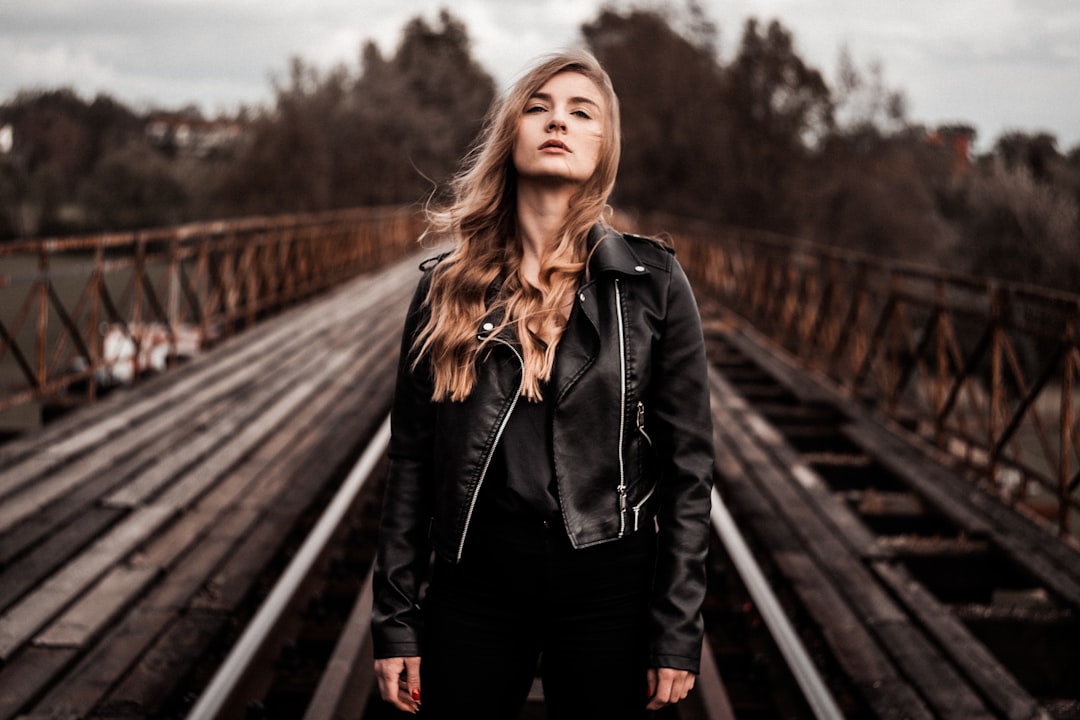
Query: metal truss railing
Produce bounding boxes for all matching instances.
[0,206,422,420]
[673,218,1079,538]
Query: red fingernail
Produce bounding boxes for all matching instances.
[411,688,421,702]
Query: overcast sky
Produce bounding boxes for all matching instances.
[2,0,1078,152]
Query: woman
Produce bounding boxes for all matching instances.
[372,50,714,718]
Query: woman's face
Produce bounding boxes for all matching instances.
[512,71,606,187]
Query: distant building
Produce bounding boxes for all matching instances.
[145,113,251,157]
[0,124,12,154]
[929,124,976,175]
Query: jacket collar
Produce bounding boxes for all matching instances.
[586,224,651,278]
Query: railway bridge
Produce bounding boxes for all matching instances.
[1,207,1078,719]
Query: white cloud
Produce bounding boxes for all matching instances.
[3,41,121,94]
[702,0,1080,148]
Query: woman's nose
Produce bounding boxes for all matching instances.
[548,113,567,132]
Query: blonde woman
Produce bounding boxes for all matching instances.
[372,50,714,719]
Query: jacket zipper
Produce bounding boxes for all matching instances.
[636,400,652,447]
[456,339,525,562]
[632,486,657,532]
[614,279,628,538]
[632,400,655,532]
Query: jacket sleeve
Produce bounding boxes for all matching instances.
[647,256,715,673]
[371,271,437,659]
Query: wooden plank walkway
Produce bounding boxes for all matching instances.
[5,253,1079,720]
[0,252,423,720]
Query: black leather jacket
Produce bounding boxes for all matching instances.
[372,225,714,672]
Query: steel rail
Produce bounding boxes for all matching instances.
[185,419,839,719]
[186,413,392,720]
[709,486,844,720]
[303,565,377,720]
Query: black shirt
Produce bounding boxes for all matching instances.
[483,383,560,519]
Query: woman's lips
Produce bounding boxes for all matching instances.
[540,140,570,151]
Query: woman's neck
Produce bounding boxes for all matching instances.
[516,182,576,285]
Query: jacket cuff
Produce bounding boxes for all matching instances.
[649,652,701,674]
[373,640,422,660]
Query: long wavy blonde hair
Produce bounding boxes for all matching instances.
[412,50,621,402]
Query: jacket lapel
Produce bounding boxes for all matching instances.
[553,226,648,400]
[553,280,599,401]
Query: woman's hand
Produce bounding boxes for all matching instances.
[374,656,422,714]
[646,666,696,710]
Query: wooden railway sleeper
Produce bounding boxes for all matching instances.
[705,329,1078,717]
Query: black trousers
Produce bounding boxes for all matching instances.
[419,509,657,719]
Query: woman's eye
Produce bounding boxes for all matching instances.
[525,105,546,114]
[572,110,592,119]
